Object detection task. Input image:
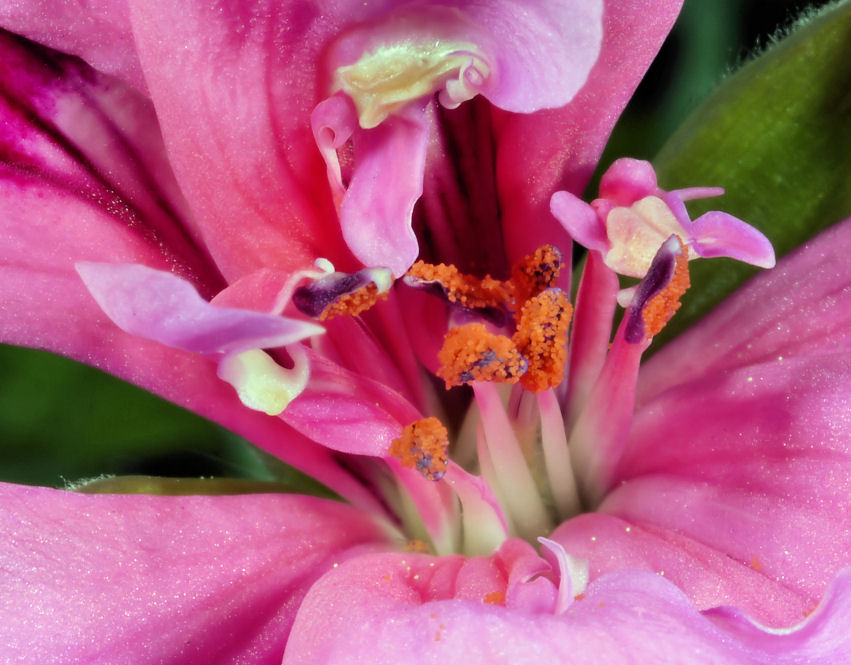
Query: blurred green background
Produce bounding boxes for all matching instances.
[0,0,838,488]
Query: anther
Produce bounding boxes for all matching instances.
[510,245,563,310]
[406,261,512,310]
[625,235,690,343]
[437,324,528,388]
[292,267,392,320]
[389,417,450,481]
[512,288,573,393]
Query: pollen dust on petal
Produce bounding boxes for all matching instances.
[388,417,450,481]
[404,539,430,553]
[510,244,563,310]
[483,591,506,606]
[642,244,690,338]
[320,282,388,320]
[407,261,511,309]
[512,289,572,393]
[437,324,526,388]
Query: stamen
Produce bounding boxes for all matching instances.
[292,267,392,320]
[642,246,690,338]
[406,261,511,310]
[389,417,450,481]
[625,235,690,344]
[512,289,573,393]
[437,324,527,388]
[511,245,563,309]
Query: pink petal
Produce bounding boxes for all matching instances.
[0,482,388,664]
[126,0,354,281]
[0,35,376,506]
[638,217,851,400]
[338,103,429,276]
[598,157,659,205]
[549,190,607,251]
[76,262,323,355]
[495,0,684,263]
[0,3,145,91]
[690,210,777,267]
[283,547,851,663]
[611,354,851,625]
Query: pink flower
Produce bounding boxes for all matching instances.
[1,2,850,664]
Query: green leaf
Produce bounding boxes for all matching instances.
[72,475,336,498]
[652,1,851,345]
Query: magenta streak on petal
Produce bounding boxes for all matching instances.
[565,250,619,429]
[76,262,324,355]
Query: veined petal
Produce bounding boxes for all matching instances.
[0,3,145,91]
[283,548,851,663]
[127,0,353,281]
[0,483,389,664]
[76,262,323,355]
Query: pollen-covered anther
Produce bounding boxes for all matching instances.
[437,324,528,388]
[389,417,450,481]
[642,243,690,338]
[292,267,392,321]
[483,591,506,606]
[510,245,563,310]
[512,288,573,393]
[318,282,387,320]
[406,261,512,310]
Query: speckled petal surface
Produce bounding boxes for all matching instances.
[0,483,389,665]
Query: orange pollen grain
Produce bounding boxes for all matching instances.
[512,290,573,393]
[319,282,388,320]
[388,417,450,481]
[510,244,562,310]
[404,539,430,553]
[642,247,690,338]
[407,261,511,309]
[437,324,526,388]
[483,591,506,606]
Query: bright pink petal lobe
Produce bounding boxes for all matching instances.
[76,262,323,355]
[0,483,388,664]
[690,210,777,267]
[598,157,658,204]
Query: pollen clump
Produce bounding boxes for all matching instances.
[407,261,511,310]
[512,289,573,393]
[319,283,388,320]
[511,244,563,310]
[437,324,527,388]
[389,417,450,481]
[483,591,506,606]
[641,246,690,338]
